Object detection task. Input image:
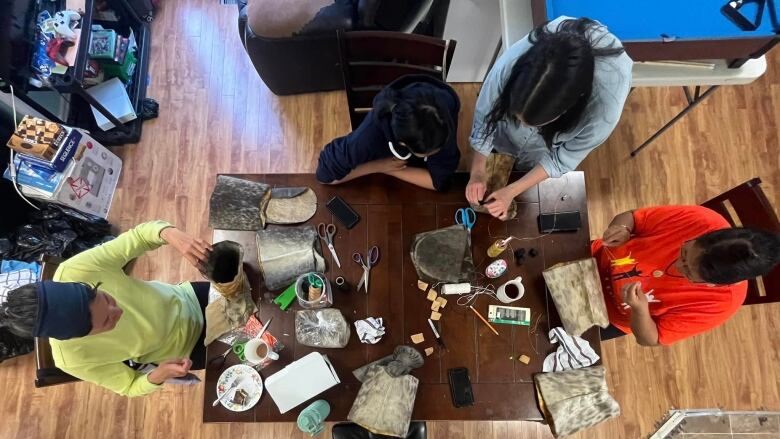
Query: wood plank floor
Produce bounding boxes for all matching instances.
[2,1,779,438]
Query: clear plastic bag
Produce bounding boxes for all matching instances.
[295,308,351,348]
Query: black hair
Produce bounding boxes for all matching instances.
[377,90,450,156]
[482,18,625,147]
[0,282,98,338]
[695,228,780,285]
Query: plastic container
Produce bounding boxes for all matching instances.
[295,272,333,309]
[297,399,330,436]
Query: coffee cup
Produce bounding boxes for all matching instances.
[497,276,525,303]
[244,338,279,365]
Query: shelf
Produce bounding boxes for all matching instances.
[48,0,96,91]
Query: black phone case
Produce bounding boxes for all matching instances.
[537,211,582,233]
[448,367,474,408]
[326,196,360,229]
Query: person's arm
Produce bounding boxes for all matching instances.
[622,282,659,346]
[60,358,193,397]
[327,158,406,185]
[466,153,489,204]
[482,164,549,219]
[602,210,635,247]
[384,167,435,190]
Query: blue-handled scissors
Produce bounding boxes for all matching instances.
[352,246,379,294]
[455,207,476,232]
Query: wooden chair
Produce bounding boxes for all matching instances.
[337,30,456,130]
[701,178,780,305]
[35,256,80,388]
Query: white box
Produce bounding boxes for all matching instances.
[265,352,340,414]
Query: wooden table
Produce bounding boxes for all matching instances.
[203,172,600,423]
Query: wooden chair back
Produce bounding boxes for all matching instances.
[701,178,780,305]
[34,256,80,387]
[337,30,456,130]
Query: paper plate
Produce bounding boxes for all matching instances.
[216,364,263,412]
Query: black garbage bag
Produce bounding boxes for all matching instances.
[0,327,33,363]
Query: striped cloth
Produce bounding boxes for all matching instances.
[542,327,600,372]
[0,269,38,305]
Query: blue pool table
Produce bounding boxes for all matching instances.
[531,0,779,64]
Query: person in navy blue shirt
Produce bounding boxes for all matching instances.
[316,74,461,192]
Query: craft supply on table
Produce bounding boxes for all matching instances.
[485,259,508,279]
[352,346,424,382]
[208,345,234,370]
[354,317,386,344]
[441,283,471,295]
[296,309,351,348]
[518,354,531,365]
[256,225,326,291]
[469,306,500,336]
[410,333,425,344]
[430,311,442,321]
[543,258,609,336]
[455,207,476,233]
[543,327,599,372]
[334,276,350,292]
[274,282,298,310]
[513,248,526,265]
[353,245,379,294]
[347,364,420,438]
[295,272,333,309]
[297,400,331,437]
[424,347,434,356]
[265,352,341,414]
[426,290,438,301]
[215,364,264,412]
[496,276,525,303]
[488,305,531,326]
[411,225,475,284]
[203,241,256,346]
[487,237,511,258]
[417,280,429,291]
[317,222,342,268]
[427,318,446,348]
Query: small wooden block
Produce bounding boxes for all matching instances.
[430,311,442,321]
[431,302,441,312]
[435,297,448,308]
[417,280,429,291]
[424,347,434,356]
[411,333,425,344]
[518,355,531,365]
[426,290,438,302]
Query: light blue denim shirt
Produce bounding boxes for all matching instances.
[469,16,633,177]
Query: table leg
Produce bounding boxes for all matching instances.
[630,85,720,157]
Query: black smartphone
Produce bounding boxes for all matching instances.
[448,367,474,408]
[326,196,360,229]
[538,211,582,233]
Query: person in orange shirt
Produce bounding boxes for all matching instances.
[591,205,780,346]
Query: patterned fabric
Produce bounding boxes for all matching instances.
[470,153,517,220]
[410,225,475,284]
[348,365,419,438]
[0,269,38,305]
[534,366,620,437]
[542,258,609,336]
[543,327,600,372]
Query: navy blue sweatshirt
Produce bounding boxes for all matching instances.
[316,75,461,192]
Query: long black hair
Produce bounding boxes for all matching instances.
[482,18,625,146]
[375,89,451,156]
[696,228,780,285]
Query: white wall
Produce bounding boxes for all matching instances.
[442,0,502,83]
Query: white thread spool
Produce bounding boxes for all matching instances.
[442,283,472,295]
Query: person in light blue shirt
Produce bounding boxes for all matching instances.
[466,17,633,219]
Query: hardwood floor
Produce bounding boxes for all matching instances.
[2,1,779,438]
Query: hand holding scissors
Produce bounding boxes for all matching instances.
[318,223,342,268]
[353,246,379,294]
[455,207,476,232]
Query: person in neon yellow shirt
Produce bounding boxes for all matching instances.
[0,221,212,397]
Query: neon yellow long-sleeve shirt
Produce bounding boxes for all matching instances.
[50,221,204,397]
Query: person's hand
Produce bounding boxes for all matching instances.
[160,227,212,270]
[602,224,631,247]
[371,157,407,174]
[147,358,192,385]
[483,186,515,219]
[466,172,487,205]
[621,282,648,312]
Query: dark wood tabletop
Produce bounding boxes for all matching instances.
[203,172,599,423]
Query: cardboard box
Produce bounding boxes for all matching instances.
[265,352,340,414]
[6,116,65,160]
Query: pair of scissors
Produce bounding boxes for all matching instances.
[352,246,379,294]
[455,207,476,232]
[318,223,342,268]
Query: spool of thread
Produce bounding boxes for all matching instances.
[334,276,350,292]
[441,283,472,295]
[487,238,509,258]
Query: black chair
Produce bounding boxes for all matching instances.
[337,30,456,129]
[332,422,427,439]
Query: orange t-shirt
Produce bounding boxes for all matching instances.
[591,206,747,345]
